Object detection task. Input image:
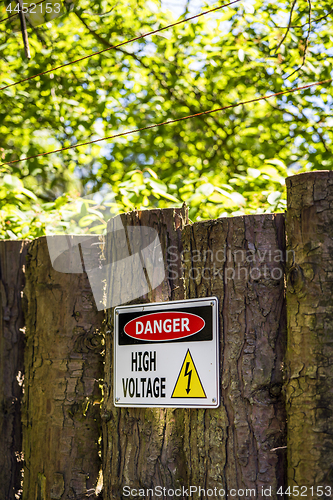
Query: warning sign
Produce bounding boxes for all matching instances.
[172,350,206,398]
[114,297,219,408]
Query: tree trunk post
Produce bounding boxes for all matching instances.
[181,214,286,499]
[102,207,188,498]
[285,171,333,492]
[0,240,29,500]
[22,236,104,499]
[102,209,286,499]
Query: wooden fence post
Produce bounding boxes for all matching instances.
[102,207,188,498]
[22,236,104,499]
[181,214,286,499]
[102,210,286,499]
[5,174,333,497]
[285,171,333,492]
[0,240,29,500]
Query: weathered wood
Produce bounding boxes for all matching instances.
[181,214,286,499]
[0,240,29,500]
[102,209,286,499]
[22,236,104,499]
[102,207,188,499]
[285,171,333,490]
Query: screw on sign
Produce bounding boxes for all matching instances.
[114,297,220,409]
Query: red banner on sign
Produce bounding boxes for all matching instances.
[124,312,205,342]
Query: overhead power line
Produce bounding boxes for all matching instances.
[0,0,241,91]
[1,78,331,167]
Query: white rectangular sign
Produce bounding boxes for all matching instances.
[114,297,219,408]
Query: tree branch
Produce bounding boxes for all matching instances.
[74,11,111,48]
[274,6,333,28]
[266,100,307,122]
[299,109,330,153]
[287,0,312,78]
[274,0,297,54]
[74,8,237,165]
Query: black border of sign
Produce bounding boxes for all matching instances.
[113,296,220,409]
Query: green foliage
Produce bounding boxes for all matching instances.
[0,0,332,238]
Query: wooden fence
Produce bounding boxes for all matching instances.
[1,171,332,500]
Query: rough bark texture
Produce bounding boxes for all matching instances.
[22,236,104,499]
[102,207,188,499]
[285,171,333,492]
[181,214,286,499]
[102,210,286,499]
[0,240,29,500]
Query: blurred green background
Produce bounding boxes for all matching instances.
[0,0,332,238]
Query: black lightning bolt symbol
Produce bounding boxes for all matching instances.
[184,362,192,394]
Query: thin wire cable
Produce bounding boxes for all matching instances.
[1,78,331,167]
[0,0,46,23]
[0,0,241,91]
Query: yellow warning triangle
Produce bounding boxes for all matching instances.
[171,349,206,398]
